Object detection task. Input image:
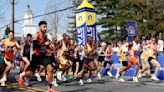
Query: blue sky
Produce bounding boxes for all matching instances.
[0,0,72,37]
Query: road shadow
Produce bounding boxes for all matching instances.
[0,86,23,92]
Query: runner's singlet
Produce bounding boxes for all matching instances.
[141,47,149,60]
[84,43,93,58]
[23,42,31,59]
[119,45,128,62]
[4,39,16,61]
[34,33,46,56]
[59,40,67,57]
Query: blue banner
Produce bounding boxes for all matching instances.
[76,23,97,46]
[76,23,87,46]
[126,21,137,42]
[86,24,97,42]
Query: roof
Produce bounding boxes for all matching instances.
[77,0,95,10]
[25,4,32,15]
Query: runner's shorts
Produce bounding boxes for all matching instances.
[120,61,128,67]
[41,56,54,67]
[148,57,155,64]
[29,54,42,73]
[104,61,113,67]
[129,56,139,66]
[83,57,94,64]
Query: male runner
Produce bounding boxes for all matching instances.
[116,43,141,82]
[79,36,97,85]
[19,33,32,76]
[0,31,20,86]
[19,21,56,92]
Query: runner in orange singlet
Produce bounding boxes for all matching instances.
[116,43,141,82]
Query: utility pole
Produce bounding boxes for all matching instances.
[146,0,149,36]
[10,0,14,32]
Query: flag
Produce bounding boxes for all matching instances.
[126,21,137,42]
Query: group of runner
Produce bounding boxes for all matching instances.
[0,21,162,92]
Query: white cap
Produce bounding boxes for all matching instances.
[101,42,107,46]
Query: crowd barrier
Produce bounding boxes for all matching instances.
[101,52,164,80]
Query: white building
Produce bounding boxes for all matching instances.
[22,4,36,37]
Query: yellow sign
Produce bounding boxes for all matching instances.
[76,0,97,45]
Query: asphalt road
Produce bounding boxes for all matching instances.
[0,69,164,92]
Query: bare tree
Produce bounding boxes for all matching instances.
[45,4,60,39]
[51,6,59,39]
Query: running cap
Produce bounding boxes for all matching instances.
[101,42,107,46]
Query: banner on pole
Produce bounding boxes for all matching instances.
[126,21,137,42]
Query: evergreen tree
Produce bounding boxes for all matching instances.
[67,0,164,41]
[95,0,164,41]
[5,26,10,35]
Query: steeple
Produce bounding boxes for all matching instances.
[22,1,36,37]
[25,4,32,15]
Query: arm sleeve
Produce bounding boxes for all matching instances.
[33,40,38,49]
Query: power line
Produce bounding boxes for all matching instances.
[0,0,20,18]
[0,5,74,29]
[0,0,94,30]
[15,5,75,22]
[14,0,87,23]
[11,0,68,24]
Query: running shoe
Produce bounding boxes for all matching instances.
[0,80,5,87]
[138,73,142,78]
[151,75,159,81]
[19,78,24,86]
[79,79,84,86]
[57,71,62,81]
[133,77,139,83]
[62,75,67,82]
[87,79,92,83]
[97,72,102,79]
[118,77,125,82]
[35,73,42,82]
[116,71,120,79]
[24,78,30,86]
[107,71,113,77]
[52,78,59,87]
